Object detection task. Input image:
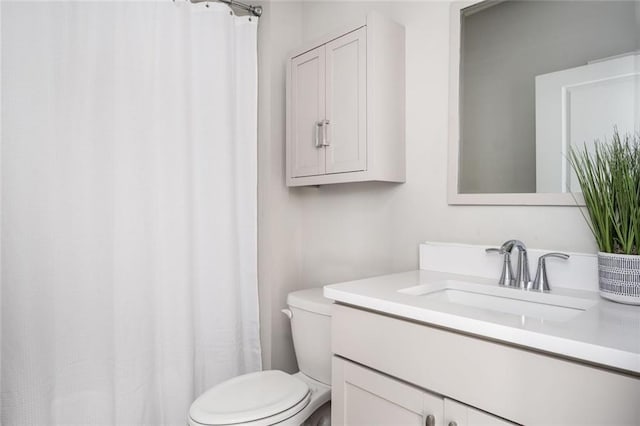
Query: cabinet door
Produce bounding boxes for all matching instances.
[325,27,367,174]
[444,399,516,426]
[290,46,326,177]
[333,357,444,426]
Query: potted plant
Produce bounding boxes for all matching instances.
[569,129,640,304]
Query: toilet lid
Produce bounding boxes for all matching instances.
[189,370,310,425]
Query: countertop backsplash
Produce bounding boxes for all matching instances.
[419,242,599,292]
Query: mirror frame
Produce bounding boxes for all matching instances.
[447,0,582,206]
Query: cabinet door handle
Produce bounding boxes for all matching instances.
[425,414,435,426]
[315,121,324,148]
[448,422,458,426]
[321,119,331,146]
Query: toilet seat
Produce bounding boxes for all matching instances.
[188,370,311,426]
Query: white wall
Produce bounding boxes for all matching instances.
[257,0,304,372]
[258,0,596,373]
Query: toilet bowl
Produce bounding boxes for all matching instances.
[188,288,333,426]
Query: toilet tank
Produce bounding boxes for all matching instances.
[286,288,333,385]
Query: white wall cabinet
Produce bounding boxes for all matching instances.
[286,12,405,186]
[333,357,514,426]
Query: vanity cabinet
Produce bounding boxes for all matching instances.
[333,356,514,426]
[331,303,640,425]
[286,12,405,186]
[333,356,443,426]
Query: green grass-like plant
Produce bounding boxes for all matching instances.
[569,129,640,255]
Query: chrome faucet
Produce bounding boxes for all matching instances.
[487,240,531,289]
[501,240,531,289]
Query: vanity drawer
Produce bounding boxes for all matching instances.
[332,303,640,425]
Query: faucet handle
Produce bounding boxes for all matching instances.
[531,252,570,292]
[485,247,504,254]
[486,247,514,286]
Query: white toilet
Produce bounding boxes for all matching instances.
[188,288,333,426]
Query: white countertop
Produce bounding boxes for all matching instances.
[324,270,640,375]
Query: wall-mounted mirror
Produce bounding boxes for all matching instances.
[448,0,639,205]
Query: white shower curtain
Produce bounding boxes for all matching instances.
[1,1,261,425]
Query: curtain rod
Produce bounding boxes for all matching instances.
[190,0,262,17]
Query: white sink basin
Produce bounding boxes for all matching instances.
[398,280,598,322]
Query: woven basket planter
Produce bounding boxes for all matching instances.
[598,252,640,305]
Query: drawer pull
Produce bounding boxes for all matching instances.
[425,414,435,426]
